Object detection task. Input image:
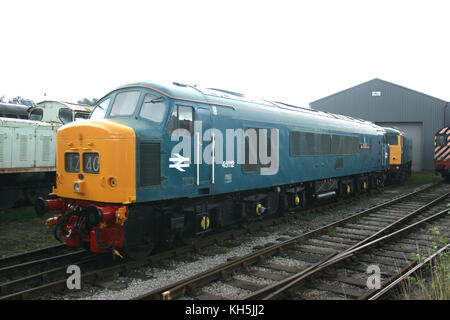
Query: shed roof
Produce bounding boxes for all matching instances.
[310,78,448,106]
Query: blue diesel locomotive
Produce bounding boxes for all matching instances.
[37,82,390,259]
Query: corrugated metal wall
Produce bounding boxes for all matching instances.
[310,78,448,171]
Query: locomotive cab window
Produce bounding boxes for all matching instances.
[436,134,448,146]
[110,91,141,117]
[90,98,111,120]
[386,134,399,145]
[59,108,73,124]
[75,112,89,121]
[167,105,194,136]
[30,108,43,121]
[139,94,167,123]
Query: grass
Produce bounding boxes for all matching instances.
[216,247,230,255]
[0,206,43,224]
[0,206,58,257]
[405,171,442,186]
[397,227,449,300]
[327,226,337,236]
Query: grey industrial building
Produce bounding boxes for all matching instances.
[310,78,449,172]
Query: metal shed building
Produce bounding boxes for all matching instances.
[310,78,449,172]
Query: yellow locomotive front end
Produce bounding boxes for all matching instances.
[387,134,402,165]
[53,119,136,204]
[36,119,137,255]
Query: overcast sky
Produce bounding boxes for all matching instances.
[1,0,448,107]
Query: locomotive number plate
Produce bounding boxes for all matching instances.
[83,153,100,173]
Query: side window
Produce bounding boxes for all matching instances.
[331,135,344,154]
[110,91,140,116]
[244,134,259,172]
[30,108,43,121]
[59,108,73,124]
[317,134,331,155]
[179,106,194,134]
[139,94,167,123]
[167,105,194,136]
[75,113,89,121]
[291,131,357,156]
[243,128,272,172]
[90,98,110,120]
[167,108,178,134]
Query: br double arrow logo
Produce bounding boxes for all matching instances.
[169,153,190,172]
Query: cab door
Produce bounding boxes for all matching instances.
[195,107,213,193]
[166,104,196,197]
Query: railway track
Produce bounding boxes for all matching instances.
[0,182,446,300]
[246,210,449,300]
[134,183,450,300]
[0,244,68,268]
[0,245,103,299]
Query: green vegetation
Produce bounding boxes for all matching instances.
[111,272,120,281]
[327,226,337,236]
[0,206,58,257]
[399,227,449,300]
[77,98,98,106]
[216,247,230,255]
[405,171,442,186]
[0,206,42,224]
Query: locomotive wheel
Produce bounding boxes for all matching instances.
[26,187,50,206]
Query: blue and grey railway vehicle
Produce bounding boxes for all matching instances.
[40,82,390,259]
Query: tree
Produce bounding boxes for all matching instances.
[77,98,98,106]
[8,96,34,106]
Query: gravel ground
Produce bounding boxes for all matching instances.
[51,183,431,300]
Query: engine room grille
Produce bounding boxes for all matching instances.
[41,135,51,162]
[140,143,161,186]
[19,134,28,161]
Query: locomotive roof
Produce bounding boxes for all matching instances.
[0,103,29,115]
[383,127,403,135]
[116,82,385,135]
[35,100,93,113]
